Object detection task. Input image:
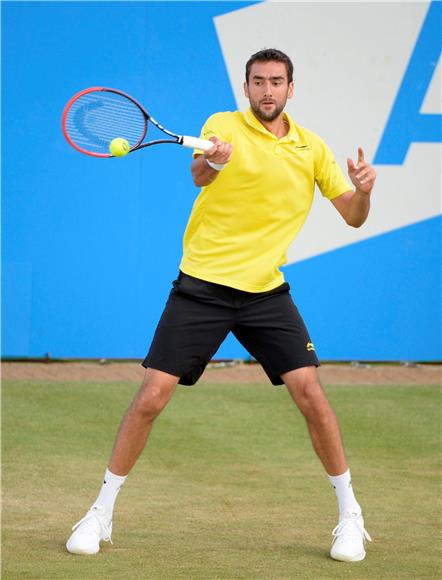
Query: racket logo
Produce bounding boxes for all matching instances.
[72,99,108,148]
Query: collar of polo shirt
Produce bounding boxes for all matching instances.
[243,107,299,144]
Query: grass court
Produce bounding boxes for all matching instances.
[2,379,441,579]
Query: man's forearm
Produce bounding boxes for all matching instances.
[191,156,221,187]
[346,189,371,228]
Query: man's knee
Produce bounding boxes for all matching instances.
[283,367,331,420]
[133,387,167,418]
[131,369,178,419]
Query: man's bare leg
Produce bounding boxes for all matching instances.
[66,368,179,555]
[109,368,179,475]
[282,366,371,561]
[282,366,347,475]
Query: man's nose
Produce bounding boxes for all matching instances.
[263,82,273,96]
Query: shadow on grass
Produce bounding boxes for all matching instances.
[279,541,330,561]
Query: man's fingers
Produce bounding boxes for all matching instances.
[205,140,233,163]
[347,158,356,172]
[205,137,221,156]
[355,167,372,181]
[349,148,366,171]
[218,143,233,158]
[348,147,376,190]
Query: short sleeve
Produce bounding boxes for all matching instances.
[312,134,352,200]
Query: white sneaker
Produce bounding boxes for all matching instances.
[66,506,113,555]
[330,510,372,562]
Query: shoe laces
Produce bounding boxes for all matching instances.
[332,512,372,545]
[71,506,113,544]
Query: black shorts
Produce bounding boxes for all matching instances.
[142,272,319,386]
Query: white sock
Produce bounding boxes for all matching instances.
[92,468,127,514]
[328,469,361,516]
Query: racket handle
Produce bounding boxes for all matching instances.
[181,136,214,151]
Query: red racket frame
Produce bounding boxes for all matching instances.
[61,87,148,158]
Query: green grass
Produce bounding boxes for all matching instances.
[2,381,441,579]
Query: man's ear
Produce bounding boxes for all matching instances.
[244,81,249,98]
[288,81,294,99]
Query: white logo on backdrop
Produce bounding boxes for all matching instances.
[215,1,441,263]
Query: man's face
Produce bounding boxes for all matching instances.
[244,61,294,122]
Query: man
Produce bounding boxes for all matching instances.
[67,49,376,562]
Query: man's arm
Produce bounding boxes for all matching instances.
[331,147,376,228]
[191,137,233,187]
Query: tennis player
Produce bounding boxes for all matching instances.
[67,49,376,562]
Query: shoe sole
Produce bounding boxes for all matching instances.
[66,543,100,555]
[330,550,366,562]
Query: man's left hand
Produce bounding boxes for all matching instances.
[347,148,376,194]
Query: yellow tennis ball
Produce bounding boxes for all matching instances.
[109,138,130,157]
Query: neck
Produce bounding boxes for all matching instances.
[254,111,289,139]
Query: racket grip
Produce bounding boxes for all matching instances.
[181,136,214,151]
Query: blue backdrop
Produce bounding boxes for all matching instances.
[2,1,441,361]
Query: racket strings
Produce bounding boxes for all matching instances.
[65,91,147,154]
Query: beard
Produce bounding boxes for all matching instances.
[250,98,286,122]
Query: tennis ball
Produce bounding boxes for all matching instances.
[109,138,130,157]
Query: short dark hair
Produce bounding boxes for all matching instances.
[245,49,294,83]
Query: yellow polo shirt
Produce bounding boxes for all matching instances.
[180,108,351,292]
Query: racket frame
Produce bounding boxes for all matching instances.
[61,86,186,158]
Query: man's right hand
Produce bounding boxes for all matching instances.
[204,136,233,165]
[191,136,233,187]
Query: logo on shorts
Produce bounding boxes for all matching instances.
[306,342,315,351]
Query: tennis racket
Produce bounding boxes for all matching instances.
[61,87,214,158]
